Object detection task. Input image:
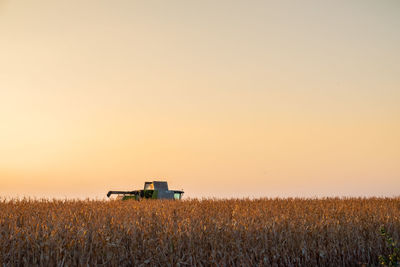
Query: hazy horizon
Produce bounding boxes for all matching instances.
[1,0,399,199]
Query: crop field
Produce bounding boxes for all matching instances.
[0,197,399,266]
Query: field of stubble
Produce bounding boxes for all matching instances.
[0,197,399,266]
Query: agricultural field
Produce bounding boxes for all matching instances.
[0,197,399,266]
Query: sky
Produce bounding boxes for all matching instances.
[0,0,399,199]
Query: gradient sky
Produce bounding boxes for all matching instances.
[0,1,399,199]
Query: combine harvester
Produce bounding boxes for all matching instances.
[107,181,184,200]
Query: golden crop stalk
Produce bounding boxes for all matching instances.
[0,197,399,266]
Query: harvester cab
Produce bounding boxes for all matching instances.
[107,181,184,200]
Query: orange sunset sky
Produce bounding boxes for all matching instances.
[0,1,399,199]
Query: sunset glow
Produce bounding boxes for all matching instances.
[0,1,399,198]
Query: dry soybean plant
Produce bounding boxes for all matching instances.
[0,197,399,266]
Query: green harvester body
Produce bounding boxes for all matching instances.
[107,181,184,200]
